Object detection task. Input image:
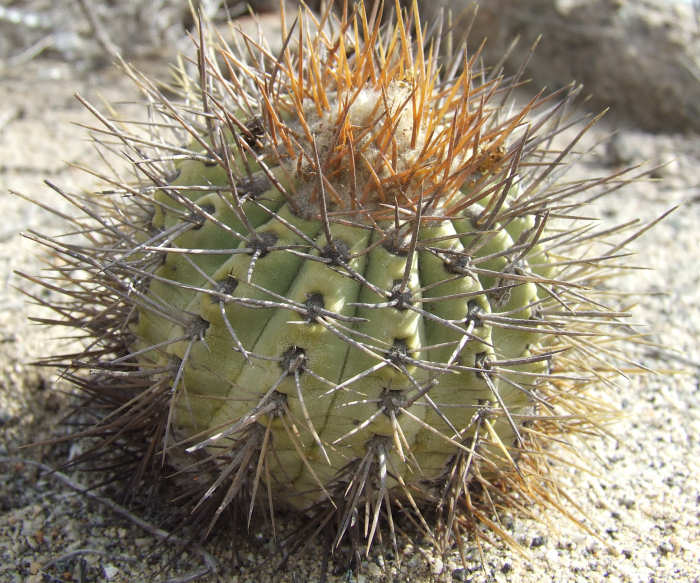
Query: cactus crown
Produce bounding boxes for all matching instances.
[26,0,653,569]
[253,1,513,219]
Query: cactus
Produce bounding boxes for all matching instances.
[28,1,652,563]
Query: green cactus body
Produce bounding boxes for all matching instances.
[30,2,646,558]
[132,135,550,510]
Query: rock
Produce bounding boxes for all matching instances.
[420,0,700,133]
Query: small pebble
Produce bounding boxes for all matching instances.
[103,564,119,580]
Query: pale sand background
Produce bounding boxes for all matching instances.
[1,2,698,582]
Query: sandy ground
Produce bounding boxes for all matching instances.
[1,13,699,583]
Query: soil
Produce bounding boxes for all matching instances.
[1,4,699,583]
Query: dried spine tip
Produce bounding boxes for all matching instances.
[27,0,653,568]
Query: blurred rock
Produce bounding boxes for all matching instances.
[420,0,700,133]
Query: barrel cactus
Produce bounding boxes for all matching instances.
[29,1,650,564]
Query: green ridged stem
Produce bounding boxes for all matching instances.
[135,157,551,508]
